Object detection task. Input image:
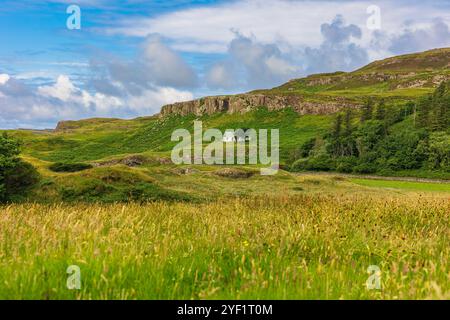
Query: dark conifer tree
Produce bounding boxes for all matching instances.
[360,97,374,122]
[375,99,386,121]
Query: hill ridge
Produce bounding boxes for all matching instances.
[160,47,450,118]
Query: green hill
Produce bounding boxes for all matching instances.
[255,47,450,102]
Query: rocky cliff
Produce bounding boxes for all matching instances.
[160,94,359,117]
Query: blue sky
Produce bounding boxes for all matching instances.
[0,0,449,129]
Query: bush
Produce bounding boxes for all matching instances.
[353,162,377,174]
[336,157,358,173]
[306,155,335,171]
[291,158,309,171]
[0,133,23,202]
[291,155,335,172]
[49,162,93,173]
[4,161,40,197]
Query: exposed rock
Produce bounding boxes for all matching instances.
[173,167,199,175]
[160,94,359,117]
[55,120,81,132]
[93,155,149,168]
[213,168,255,179]
[394,74,450,89]
[156,157,172,165]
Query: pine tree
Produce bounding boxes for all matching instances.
[344,109,352,136]
[360,98,374,122]
[332,114,343,139]
[374,99,386,121]
[416,96,431,129]
[331,114,343,157]
[428,82,449,131]
[434,81,446,99]
[343,109,356,156]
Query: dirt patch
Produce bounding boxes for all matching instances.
[173,168,200,175]
[156,157,172,165]
[213,168,255,179]
[93,155,150,168]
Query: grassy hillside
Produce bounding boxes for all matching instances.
[253,48,450,104]
[10,108,333,164]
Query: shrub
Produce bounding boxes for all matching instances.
[0,133,35,202]
[291,158,309,172]
[49,162,93,173]
[4,161,40,197]
[336,157,358,173]
[306,155,335,171]
[353,162,377,174]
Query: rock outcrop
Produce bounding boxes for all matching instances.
[55,120,82,132]
[160,94,358,117]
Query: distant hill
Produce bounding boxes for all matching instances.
[161,48,450,117]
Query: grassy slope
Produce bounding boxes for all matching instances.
[3,107,332,202]
[253,48,450,104]
[13,108,332,164]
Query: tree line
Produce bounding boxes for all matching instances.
[290,82,450,175]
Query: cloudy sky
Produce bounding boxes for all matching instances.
[0,0,449,129]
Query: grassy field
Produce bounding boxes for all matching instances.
[0,192,448,300]
[351,178,450,193]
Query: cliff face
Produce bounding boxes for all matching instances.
[160,94,359,117]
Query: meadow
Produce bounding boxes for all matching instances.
[0,187,448,300]
[1,47,449,301]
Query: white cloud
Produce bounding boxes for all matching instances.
[205,17,368,90]
[388,19,450,54]
[93,35,198,96]
[206,62,236,90]
[0,74,10,85]
[140,35,198,88]
[0,74,193,129]
[226,34,302,88]
[126,87,193,112]
[38,75,77,101]
[104,0,450,54]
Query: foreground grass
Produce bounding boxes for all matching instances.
[0,194,448,300]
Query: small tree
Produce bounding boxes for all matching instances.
[344,109,353,136]
[374,99,386,121]
[0,132,21,202]
[360,98,374,122]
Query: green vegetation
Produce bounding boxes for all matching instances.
[0,48,449,300]
[11,107,333,165]
[0,194,448,299]
[291,83,450,178]
[350,178,450,193]
[49,162,93,173]
[0,133,39,202]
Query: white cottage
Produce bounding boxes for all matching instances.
[223,131,236,142]
[222,129,252,143]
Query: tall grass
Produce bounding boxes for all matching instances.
[0,194,448,300]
